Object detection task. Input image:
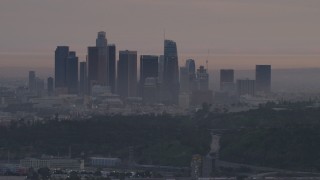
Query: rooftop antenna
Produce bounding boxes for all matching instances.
[206,49,210,70]
[163,28,166,41]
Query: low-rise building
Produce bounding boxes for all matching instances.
[90,157,121,167]
[20,158,83,170]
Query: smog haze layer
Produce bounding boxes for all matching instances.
[0,0,320,70]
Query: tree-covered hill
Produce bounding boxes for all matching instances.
[0,114,210,167]
[2,104,320,171]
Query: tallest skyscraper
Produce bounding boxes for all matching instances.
[96,31,108,86]
[162,39,179,104]
[88,31,109,94]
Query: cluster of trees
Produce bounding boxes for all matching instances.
[207,103,320,171]
[2,102,320,171]
[0,114,210,167]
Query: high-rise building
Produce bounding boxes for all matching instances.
[28,71,36,94]
[47,77,54,96]
[96,31,108,86]
[255,65,271,93]
[143,77,158,104]
[79,62,87,95]
[88,46,99,93]
[36,78,45,97]
[185,59,197,92]
[140,55,158,96]
[66,51,79,94]
[236,79,255,96]
[190,65,212,106]
[87,32,110,94]
[220,69,235,92]
[186,59,196,74]
[180,67,189,93]
[180,59,196,93]
[163,39,179,104]
[158,55,164,84]
[196,66,209,91]
[108,44,116,93]
[117,50,137,99]
[55,46,69,88]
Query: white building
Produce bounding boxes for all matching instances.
[20,158,83,170]
[90,157,121,167]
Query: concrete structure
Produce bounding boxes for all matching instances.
[28,71,36,94]
[220,69,235,93]
[143,77,158,104]
[186,59,197,92]
[179,93,190,109]
[108,44,116,93]
[79,61,87,95]
[55,46,69,88]
[163,39,179,104]
[191,154,202,180]
[96,31,108,86]
[140,55,158,97]
[20,158,82,170]
[36,78,45,97]
[117,50,138,99]
[88,46,99,94]
[91,85,111,97]
[180,67,189,93]
[158,55,164,84]
[180,59,197,93]
[255,65,271,93]
[90,157,121,167]
[236,79,255,96]
[66,51,78,94]
[47,77,54,96]
[196,66,209,91]
[87,32,110,93]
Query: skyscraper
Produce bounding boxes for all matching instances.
[158,55,164,84]
[179,67,189,93]
[79,61,87,95]
[28,71,36,94]
[255,65,271,93]
[36,78,45,97]
[117,50,137,99]
[66,51,79,94]
[220,69,234,92]
[180,59,196,93]
[190,65,212,106]
[88,31,112,93]
[96,31,108,86]
[108,44,116,93]
[55,46,69,88]
[186,59,196,74]
[196,66,209,91]
[143,77,158,104]
[163,39,179,104]
[140,55,158,96]
[47,77,54,96]
[88,46,99,93]
[186,59,196,92]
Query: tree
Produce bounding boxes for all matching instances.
[66,171,81,180]
[26,167,39,180]
[38,167,51,180]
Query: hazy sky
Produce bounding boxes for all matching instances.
[0,0,320,69]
